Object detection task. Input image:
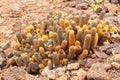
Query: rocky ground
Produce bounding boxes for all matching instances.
[0,0,120,80]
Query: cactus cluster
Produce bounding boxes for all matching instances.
[13,11,116,74]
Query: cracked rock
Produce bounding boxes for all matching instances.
[87,62,111,80]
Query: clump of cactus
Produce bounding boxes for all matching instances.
[13,11,116,74]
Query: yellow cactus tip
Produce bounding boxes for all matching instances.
[48,44,54,51]
[97,24,102,34]
[69,30,74,34]
[32,55,35,59]
[103,25,108,31]
[62,58,68,63]
[82,24,89,31]
[49,31,54,38]
[76,26,80,31]
[42,35,48,42]
[39,63,45,69]
[64,20,69,23]
[109,27,116,32]
[29,25,34,29]
[26,33,32,37]
[48,60,52,65]
[20,53,25,57]
[14,36,18,42]
[36,28,40,33]
[78,49,88,59]
[15,41,21,48]
[75,40,80,46]
[24,25,34,33]
[64,20,70,28]
[29,58,34,62]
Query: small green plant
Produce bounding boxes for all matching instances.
[95,0,103,4]
[90,0,103,11]
[90,3,99,11]
[63,0,68,2]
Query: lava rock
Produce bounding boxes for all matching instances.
[57,74,68,80]
[98,44,112,52]
[0,66,26,80]
[76,3,88,10]
[110,54,120,63]
[56,67,67,76]
[77,0,85,3]
[77,69,87,80]
[41,67,56,79]
[85,58,102,68]
[67,63,79,70]
[87,62,111,80]
[71,76,78,80]
[70,70,78,76]
[111,62,120,69]
[27,62,39,74]
[94,51,108,59]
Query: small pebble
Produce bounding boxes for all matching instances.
[110,54,120,63]
[67,63,79,70]
[41,67,56,79]
[94,51,108,59]
[70,70,78,76]
[111,62,120,69]
[56,67,67,76]
[71,76,78,80]
[57,74,68,80]
[77,69,87,80]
